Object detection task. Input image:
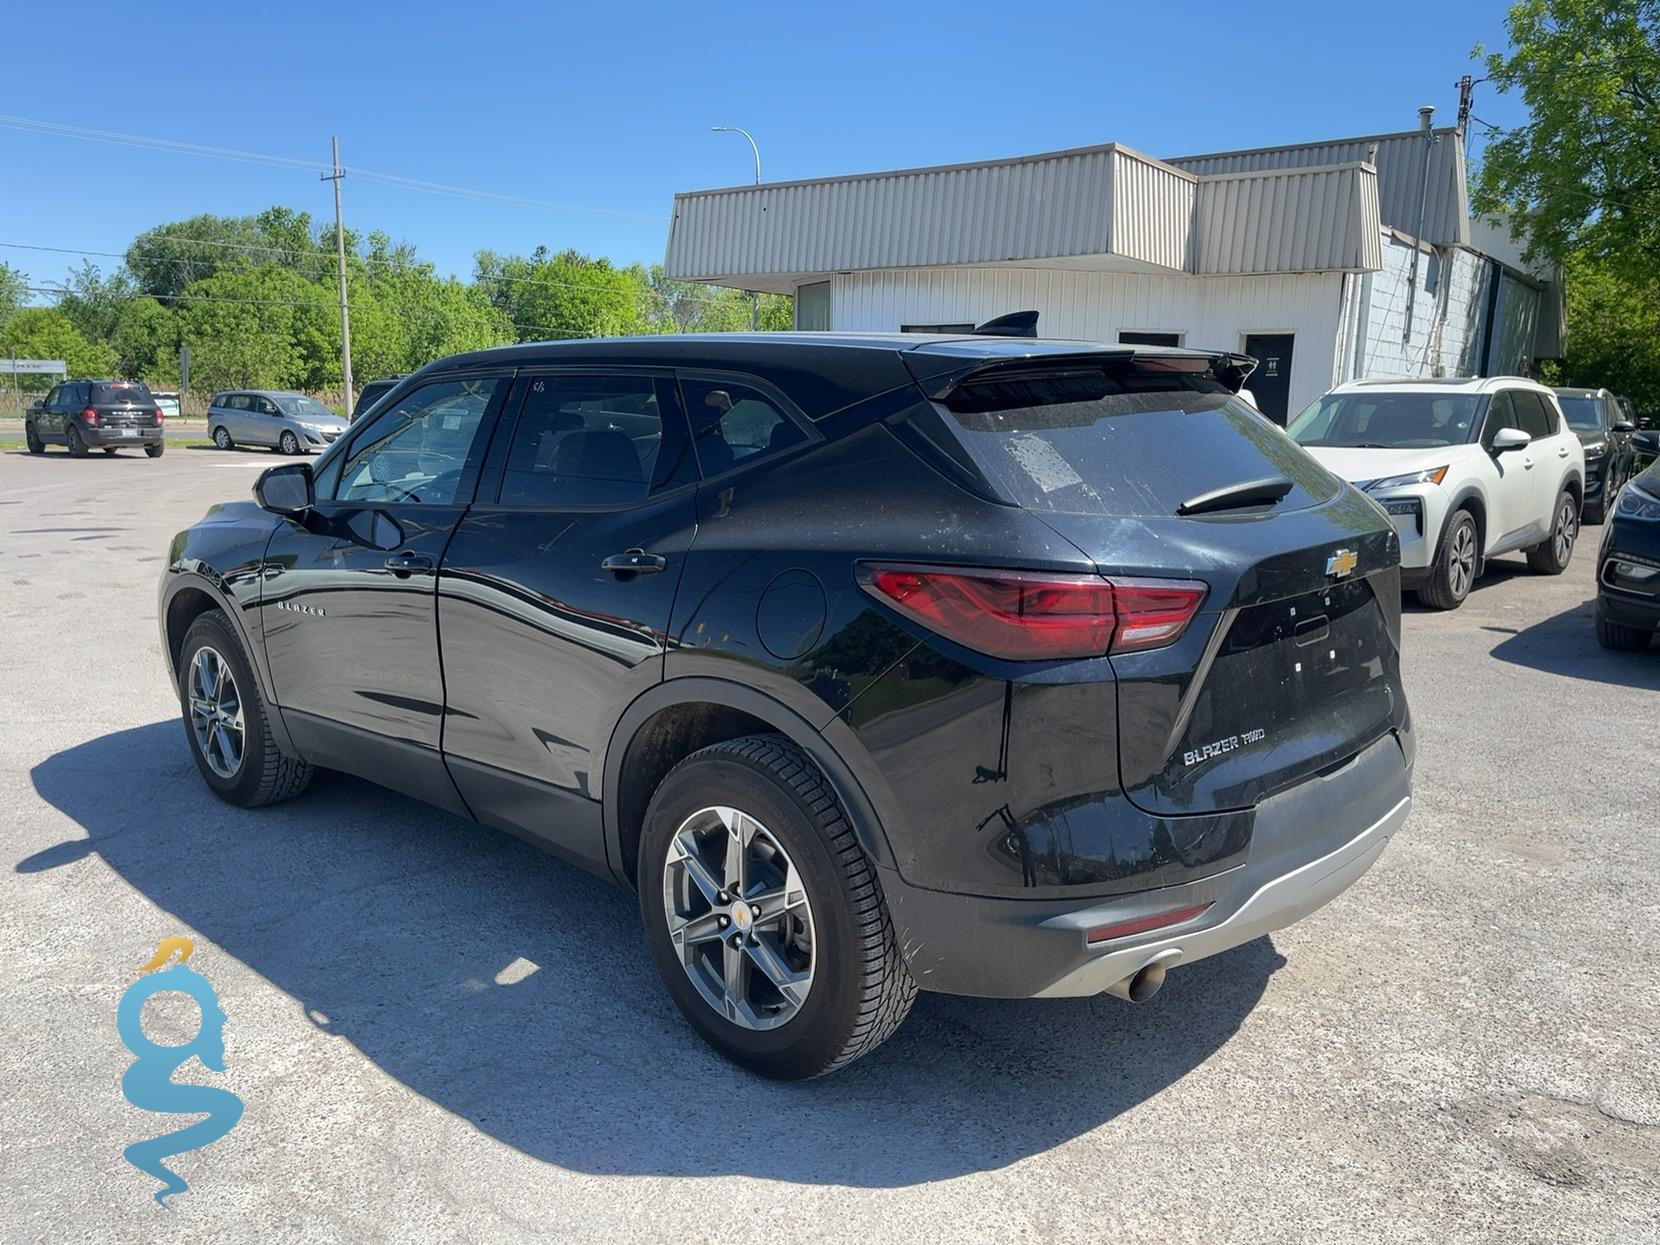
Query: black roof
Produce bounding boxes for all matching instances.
[421,333,1247,421]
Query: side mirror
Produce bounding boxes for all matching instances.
[1613,419,1636,433]
[1633,430,1660,455]
[1491,427,1532,454]
[254,462,314,518]
[29,400,44,413]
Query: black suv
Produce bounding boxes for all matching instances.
[1555,387,1636,523]
[26,379,165,457]
[350,375,406,421]
[1596,435,1660,650]
[158,333,1414,1078]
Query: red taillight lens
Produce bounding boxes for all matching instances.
[858,564,1206,660]
[82,407,99,426]
[1085,902,1212,946]
[154,406,165,424]
[1109,579,1210,653]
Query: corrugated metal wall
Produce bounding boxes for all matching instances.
[1110,149,1194,271]
[1169,129,1468,247]
[830,266,1346,416]
[666,147,1121,280]
[1194,166,1382,275]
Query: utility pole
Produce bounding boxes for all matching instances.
[1454,75,1474,149]
[321,136,354,406]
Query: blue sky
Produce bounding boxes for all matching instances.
[1,0,1529,296]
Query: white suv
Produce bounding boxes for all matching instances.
[1288,377,1586,609]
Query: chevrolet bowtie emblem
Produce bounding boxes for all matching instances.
[1326,548,1359,579]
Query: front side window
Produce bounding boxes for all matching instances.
[282,395,337,421]
[43,385,61,409]
[257,397,281,416]
[333,377,500,505]
[1480,392,1521,449]
[498,373,689,507]
[1288,391,1482,450]
[680,377,805,476]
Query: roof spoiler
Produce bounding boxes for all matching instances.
[972,310,1039,338]
[1214,352,1258,393]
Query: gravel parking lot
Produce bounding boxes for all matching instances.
[1,445,1656,1243]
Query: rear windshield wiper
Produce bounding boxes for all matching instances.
[1176,476,1295,516]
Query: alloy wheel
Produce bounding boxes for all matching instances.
[214,427,231,449]
[1554,499,1578,564]
[280,431,299,455]
[1448,522,1476,599]
[661,805,816,1031]
[188,646,245,779]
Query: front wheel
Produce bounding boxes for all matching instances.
[279,430,300,455]
[1596,607,1652,651]
[638,735,916,1079]
[1417,509,1478,610]
[1527,490,1579,575]
[1585,468,1617,525]
[178,609,313,807]
[24,422,43,454]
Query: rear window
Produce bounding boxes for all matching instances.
[1288,391,1483,449]
[929,364,1336,517]
[93,381,154,405]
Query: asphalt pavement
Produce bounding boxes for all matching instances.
[0,445,1655,1243]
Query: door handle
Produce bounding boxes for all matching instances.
[601,548,667,575]
[384,550,435,577]
[1558,447,1570,458]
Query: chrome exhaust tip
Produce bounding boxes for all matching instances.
[1104,950,1181,1003]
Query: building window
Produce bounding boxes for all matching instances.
[1118,330,1184,347]
[795,281,831,332]
[901,322,975,334]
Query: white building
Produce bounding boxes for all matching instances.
[663,117,1561,424]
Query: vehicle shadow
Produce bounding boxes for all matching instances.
[22,721,1281,1186]
[1489,600,1660,689]
[1399,557,1532,614]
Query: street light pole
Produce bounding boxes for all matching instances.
[712,126,762,331]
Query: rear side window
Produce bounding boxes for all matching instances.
[93,381,153,404]
[925,363,1336,517]
[680,377,806,476]
[1511,390,1556,440]
[498,374,692,507]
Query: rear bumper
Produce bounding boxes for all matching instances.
[85,426,163,446]
[879,731,1411,998]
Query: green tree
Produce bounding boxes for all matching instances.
[111,297,178,380]
[474,247,650,341]
[173,267,307,390]
[0,262,26,331]
[1473,0,1660,275]
[55,261,134,345]
[1552,255,1660,409]
[1,307,116,390]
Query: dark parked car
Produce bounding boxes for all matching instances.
[1596,434,1660,651]
[158,333,1414,1078]
[1554,387,1636,523]
[25,379,164,458]
[351,375,406,421]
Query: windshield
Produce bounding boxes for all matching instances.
[92,381,153,405]
[281,396,339,421]
[1288,391,1481,449]
[1556,396,1604,432]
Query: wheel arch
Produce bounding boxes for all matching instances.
[160,571,296,754]
[603,678,895,890]
[1436,486,1489,572]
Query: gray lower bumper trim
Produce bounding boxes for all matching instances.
[1032,795,1410,998]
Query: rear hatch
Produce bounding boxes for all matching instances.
[92,381,162,428]
[902,350,1407,816]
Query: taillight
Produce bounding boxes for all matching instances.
[154,406,165,424]
[1085,901,1213,946]
[81,407,99,426]
[857,563,1206,660]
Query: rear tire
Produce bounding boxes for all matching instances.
[102,447,117,456]
[178,609,313,807]
[66,425,88,458]
[1526,490,1579,575]
[1596,608,1652,652]
[1417,509,1478,610]
[213,426,233,450]
[145,443,165,458]
[638,734,916,1079]
[24,422,43,454]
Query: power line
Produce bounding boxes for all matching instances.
[0,114,667,222]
